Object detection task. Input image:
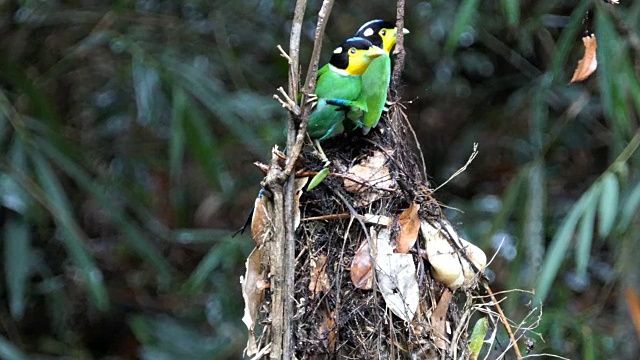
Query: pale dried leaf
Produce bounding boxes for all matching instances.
[372,228,419,321]
[343,150,395,206]
[570,34,597,83]
[350,239,373,290]
[240,247,265,356]
[251,190,272,245]
[431,288,453,350]
[395,202,421,254]
[294,177,309,230]
[309,254,331,299]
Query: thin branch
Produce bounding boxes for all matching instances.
[484,283,523,360]
[285,0,335,177]
[391,0,407,94]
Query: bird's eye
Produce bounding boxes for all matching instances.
[380,29,387,36]
[349,47,356,55]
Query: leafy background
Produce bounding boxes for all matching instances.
[1,0,639,359]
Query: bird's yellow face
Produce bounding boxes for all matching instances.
[342,45,387,76]
[329,38,387,76]
[378,26,410,54]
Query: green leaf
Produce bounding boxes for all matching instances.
[307,168,330,191]
[597,173,619,238]
[36,140,173,284]
[4,216,31,320]
[445,0,480,55]
[31,153,109,311]
[617,179,640,231]
[0,335,29,360]
[170,87,187,182]
[469,317,489,359]
[575,187,599,278]
[132,56,162,127]
[501,0,520,27]
[535,188,593,303]
[549,0,590,81]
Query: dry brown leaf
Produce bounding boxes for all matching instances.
[372,227,419,322]
[350,239,373,290]
[625,287,640,341]
[570,34,597,83]
[318,308,337,351]
[251,190,272,245]
[240,247,266,356]
[430,288,453,350]
[309,254,331,299]
[395,202,421,254]
[343,150,395,205]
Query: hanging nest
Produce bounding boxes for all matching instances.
[241,102,491,359]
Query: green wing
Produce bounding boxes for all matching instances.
[359,54,391,134]
[307,65,362,141]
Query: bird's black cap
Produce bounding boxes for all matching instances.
[329,37,375,70]
[355,19,395,48]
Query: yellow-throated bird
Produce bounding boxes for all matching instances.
[353,19,409,134]
[307,37,387,141]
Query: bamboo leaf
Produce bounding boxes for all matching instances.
[501,0,520,27]
[36,140,173,283]
[445,0,480,55]
[4,216,31,320]
[597,173,618,238]
[307,168,329,191]
[132,56,162,127]
[575,187,599,278]
[31,153,109,311]
[170,87,187,182]
[617,180,640,231]
[0,335,29,360]
[535,189,592,303]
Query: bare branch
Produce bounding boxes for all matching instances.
[285,0,335,177]
[391,0,407,94]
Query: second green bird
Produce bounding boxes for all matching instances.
[307,37,386,141]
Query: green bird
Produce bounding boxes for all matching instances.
[307,37,387,141]
[354,19,410,134]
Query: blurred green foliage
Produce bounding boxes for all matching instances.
[0,0,639,359]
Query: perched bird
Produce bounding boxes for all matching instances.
[307,37,387,141]
[353,19,409,134]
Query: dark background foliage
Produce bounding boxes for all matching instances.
[1,0,639,359]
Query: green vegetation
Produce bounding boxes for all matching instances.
[1,0,639,358]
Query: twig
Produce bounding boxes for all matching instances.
[432,143,478,193]
[284,0,335,177]
[484,283,523,360]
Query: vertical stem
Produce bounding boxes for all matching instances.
[391,0,407,94]
[285,0,334,176]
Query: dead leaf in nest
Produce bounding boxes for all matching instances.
[430,288,453,350]
[350,239,373,290]
[395,202,421,254]
[294,177,309,231]
[570,34,597,83]
[240,247,266,356]
[251,189,272,245]
[371,227,419,322]
[309,254,331,299]
[318,308,337,351]
[343,150,395,206]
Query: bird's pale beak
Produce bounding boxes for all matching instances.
[402,28,410,35]
[367,46,387,58]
